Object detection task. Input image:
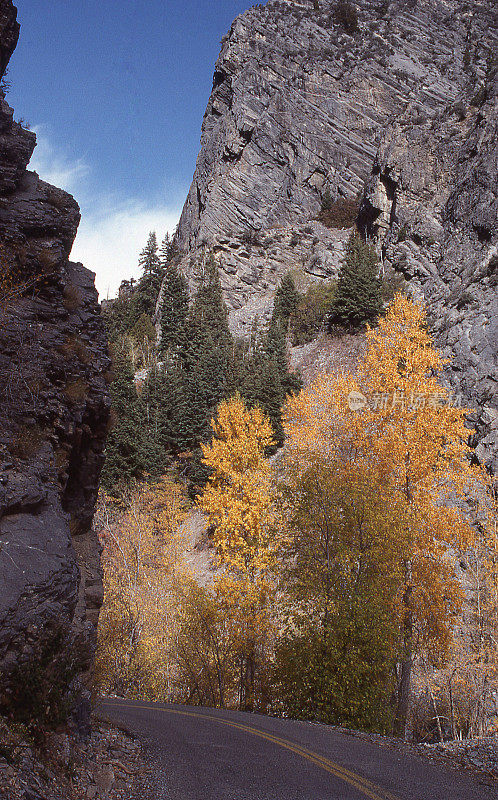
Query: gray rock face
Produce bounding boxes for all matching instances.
[360,66,498,471]
[177,0,494,253]
[0,1,110,726]
[182,221,349,336]
[169,0,497,468]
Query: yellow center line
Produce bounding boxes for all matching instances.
[100,701,401,800]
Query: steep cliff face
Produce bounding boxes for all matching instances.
[360,65,498,470]
[0,1,110,727]
[168,0,497,465]
[179,0,493,250]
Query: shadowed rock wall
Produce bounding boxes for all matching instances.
[0,1,110,728]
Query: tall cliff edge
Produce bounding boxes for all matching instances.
[167,0,497,469]
[0,1,110,729]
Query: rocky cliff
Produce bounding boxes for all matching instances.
[0,1,110,728]
[168,0,497,465]
[361,59,498,471]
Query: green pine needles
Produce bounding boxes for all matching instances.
[101,239,304,494]
[328,232,384,330]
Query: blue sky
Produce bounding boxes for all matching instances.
[8,0,253,297]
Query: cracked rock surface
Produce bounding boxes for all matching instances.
[166,0,497,467]
[0,0,110,726]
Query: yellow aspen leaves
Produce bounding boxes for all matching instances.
[283,294,483,664]
[200,393,283,709]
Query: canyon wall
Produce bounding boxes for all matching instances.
[167,0,497,465]
[0,1,110,728]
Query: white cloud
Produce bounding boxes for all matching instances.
[27,126,183,299]
[71,201,181,300]
[29,125,90,195]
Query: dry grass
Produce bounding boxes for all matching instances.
[8,424,44,459]
[64,378,88,405]
[62,285,82,312]
[57,336,91,364]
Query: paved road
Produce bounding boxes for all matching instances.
[100,699,496,800]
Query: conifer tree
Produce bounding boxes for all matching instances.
[272,273,299,326]
[328,232,383,329]
[159,232,179,265]
[189,254,232,351]
[265,276,302,401]
[134,231,164,318]
[171,255,236,491]
[159,249,189,353]
[264,317,301,399]
[139,231,161,277]
[101,344,145,490]
[238,346,285,448]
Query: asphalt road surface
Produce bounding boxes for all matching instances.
[100,699,496,800]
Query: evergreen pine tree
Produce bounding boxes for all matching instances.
[238,347,284,448]
[137,362,202,476]
[133,231,164,318]
[159,235,189,354]
[159,232,179,264]
[272,273,299,326]
[264,274,302,402]
[328,232,383,330]
[172,255,235,492]
[265,317,302,398]
[101,344,146,490]
[189,254,232,351]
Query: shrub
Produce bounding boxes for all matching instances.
[397,222,409,242]
[381,268,409,303]
[318,197,359,229]
[334,0,359,33]
[62,284,82,311]
[291,281,336,345]
[2,632,77,733]
[463,43,471,72]
[8,424,44,459]
[321,188,333,212]
[470,84,486,107]
[57,336,91,364]
[240,230,262,249]
[64,379,88,405]
[45,188,70,210]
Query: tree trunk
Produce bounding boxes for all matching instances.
[394,578,413,738]
[243,652,255,712]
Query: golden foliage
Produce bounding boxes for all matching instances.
[282,295,486,733]
[200,394,283,709]
[95,476,190,699]
[419,473,498,739]
[284,295,477,646]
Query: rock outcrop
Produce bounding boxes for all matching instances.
[0,1,110,728]
[166,0,497,466]
[360,63,498,471]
